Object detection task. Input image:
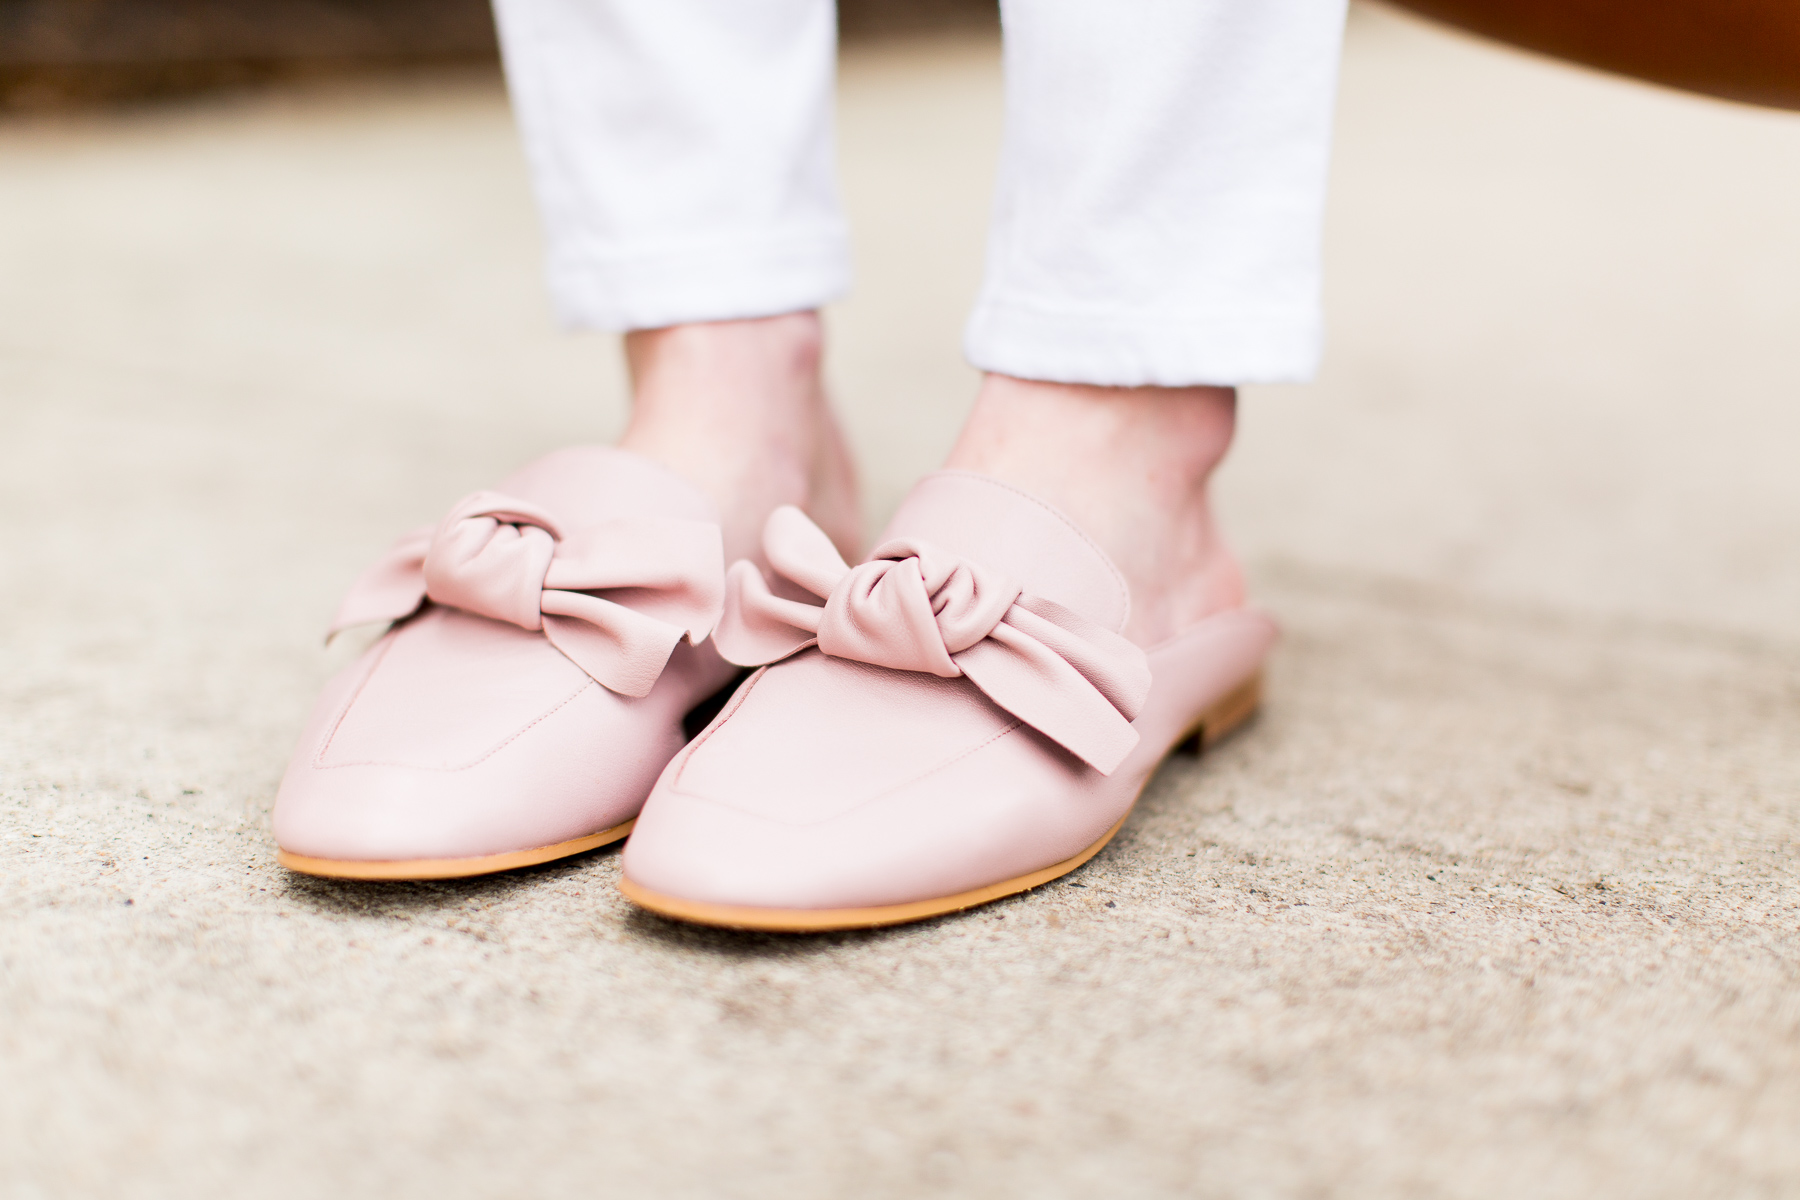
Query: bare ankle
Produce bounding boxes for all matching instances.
[617,313,860,563]
[946,373,1244,645]
[624,312,823,411]
[946,374,1234,495]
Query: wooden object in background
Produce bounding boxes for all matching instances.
[1383,0,1800,110]
[0,0,999,107]
[8,0,1793,111]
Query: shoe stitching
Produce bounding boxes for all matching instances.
[843,718,1029,813]
[668,664,768,790]
[921,470,1133,633]
[315,677,596,773]
[313,630,399,768]
[670,715,1035,829]
[1139,606,1267,655]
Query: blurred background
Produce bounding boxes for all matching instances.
[0,0,995,106]
[2,3,1797,1197]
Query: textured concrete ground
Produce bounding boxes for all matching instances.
[3,9,1798,1198]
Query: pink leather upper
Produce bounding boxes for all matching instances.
[622,471,1279,912]
[330,489,723,699]
[274,447,737,863]
[716,505,1150,774]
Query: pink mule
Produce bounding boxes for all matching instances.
[273,447,736,880]
[618,471,1275,930]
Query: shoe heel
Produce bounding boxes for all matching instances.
[1175,670,1263,756]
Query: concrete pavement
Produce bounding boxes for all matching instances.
[2,9,1797,1197]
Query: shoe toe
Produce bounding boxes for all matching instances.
[623,650,1119,911]
[274,608,688,863]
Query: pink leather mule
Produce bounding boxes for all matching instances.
[274,447,736,880]
[618,471,1275,930]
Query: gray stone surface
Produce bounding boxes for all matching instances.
[2,10,1797,1198]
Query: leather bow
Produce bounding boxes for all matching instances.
[329,491,723,698]
[714,506,1151,775]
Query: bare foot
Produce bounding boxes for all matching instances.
[620,312,862,565]
[944,373,1246,648]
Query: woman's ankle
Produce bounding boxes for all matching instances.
[624,312,824,415]
[617,313,860,564]
[945,373,1245,646]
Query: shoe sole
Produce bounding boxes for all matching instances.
[277,818,635,881]
[617,671,1264,932]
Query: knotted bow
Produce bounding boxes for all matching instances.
[714,506,1151,775]
[329,491,723,698]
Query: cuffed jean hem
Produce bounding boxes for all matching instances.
[545,228,852,332]
[963,300,1323,388]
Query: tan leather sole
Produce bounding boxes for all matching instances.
[277,819,635,881]
[618,671,1263,932]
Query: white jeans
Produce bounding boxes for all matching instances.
[492,0,1347,387]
